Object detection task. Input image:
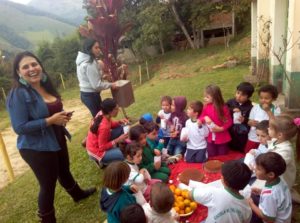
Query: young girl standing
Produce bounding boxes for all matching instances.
[100,161,137,223]
[122,142,160,203]
[156,96,172,147]
[167,96,188,156]
[129,125,170,182]
[199,84,232,156]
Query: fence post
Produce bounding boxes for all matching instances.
[138,65,142,85]
[145,61,150,80]
[59,73,66,90]
[1,87,6,100]
[0,132,14,181]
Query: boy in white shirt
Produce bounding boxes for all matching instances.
[245,84,280,153]
[181,101,209,163]
[190,160,252,223]
[248,152,292,223]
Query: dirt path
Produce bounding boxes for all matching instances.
[0,98,92,190]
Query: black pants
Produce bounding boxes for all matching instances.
[20,141,76,215]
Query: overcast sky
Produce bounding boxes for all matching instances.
[9,0,31,5]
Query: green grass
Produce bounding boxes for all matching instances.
[0,36,299,222]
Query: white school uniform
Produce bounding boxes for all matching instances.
[248,104,281,142]
[267,139,296,189]
[184,119,209,150]
[259,179,292,223]
[244,143,268,168]
[158,109,171,137]
[142,203,178,223]
[192,186,252,223]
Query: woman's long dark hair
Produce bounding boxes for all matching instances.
[12,51,60,98]
[82,38,98,63]
[90,98,117,134]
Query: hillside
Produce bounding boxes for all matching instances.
[0,0,77,52]
[29,0,86,25]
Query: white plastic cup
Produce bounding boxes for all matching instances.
[123,125,130,134]
[160,119,167,129]
[154,155,161,163]
[162,148,168,155]
[233,111,242,124]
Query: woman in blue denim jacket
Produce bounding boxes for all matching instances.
[7,51,96,223]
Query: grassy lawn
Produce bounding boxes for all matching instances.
[0,36,299,222]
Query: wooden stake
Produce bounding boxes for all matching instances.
[1,87,6,100]
[146,61,150,80]
[59,73,66,90]
[0,132,14,181]
[139,65,142,84]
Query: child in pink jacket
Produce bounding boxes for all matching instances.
[199,84,232,156]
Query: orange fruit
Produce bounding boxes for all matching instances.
[177,196,184,202]
[183,199,191,206]
[169,185,176,192]
[190,201,197,210]
[174,188,182,196]
[174,207,180,213]
[179,210,185,215]
[182,190,190,199]
[178,201,185,210]
[185,207,192,214]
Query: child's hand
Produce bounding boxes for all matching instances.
[248,120,258,127]
[159,139,164,144]
[247,197,254,206]
[154,161,161,170]
[170,130,178,138]
[130,184,138,193]
[211,125,224,133]
[197,120,203,127]
[154,149,161,156]
[238,116,245,123]
[261,103,271,111]
[181,136,188,142]
[251,187,262,195]
[204,116,212,124]
[233,108,241,113]
[249,149,256,156]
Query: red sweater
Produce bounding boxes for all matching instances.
[86,116,120,160]
[199,103,232,144]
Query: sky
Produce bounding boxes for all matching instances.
[9,0,31,4]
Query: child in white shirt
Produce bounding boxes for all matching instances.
[190,160,252,223]
[244,120,270,170]
[248,152,292,223]
[181,101,209,163]
[245,84,281,153]
[143,182,178,223]
[156,96,172,147]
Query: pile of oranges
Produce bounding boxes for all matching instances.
[169,185,197,215]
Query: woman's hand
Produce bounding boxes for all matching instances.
[46,111,70,126]
[115,133,128,143]
[111,82,118,90]
[211,125,224,133]
[119,118,129,125]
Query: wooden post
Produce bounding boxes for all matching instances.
[0,132,14,181]
[138,65,142,84]
[1,87,6,100]
[59,73,66,90]
[146,61,150,80]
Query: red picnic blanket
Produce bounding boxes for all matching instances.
[168,151,245,223]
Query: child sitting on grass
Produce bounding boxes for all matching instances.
[244,120,270,170]
[122,142,160,204]
[248,152,292,223]
[143,182,178,223]
[181,100,209,163]
[226,82,254,152]
[100,161,137,223]
[129,125,170,183]
[190,160,252,223]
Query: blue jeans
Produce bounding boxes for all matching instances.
[167,138,186,155]
[80,91,102,117]
[101,148,124,164]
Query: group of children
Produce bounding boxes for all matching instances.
[97,82,300,223]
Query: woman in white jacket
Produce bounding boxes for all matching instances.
[76,38,117,117]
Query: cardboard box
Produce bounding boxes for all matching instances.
[111,80,135,108]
